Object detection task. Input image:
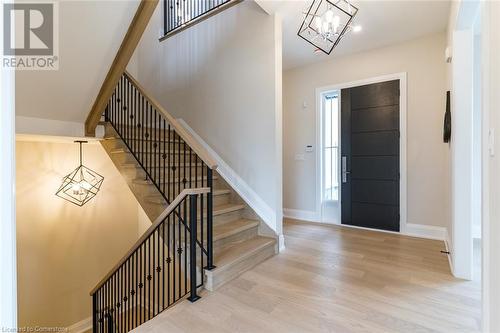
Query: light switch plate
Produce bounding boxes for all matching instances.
[305,145,314,152]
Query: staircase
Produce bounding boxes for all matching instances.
[90,71,277,333]
[100,120,277,291]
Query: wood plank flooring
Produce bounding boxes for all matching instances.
[133,219,481,333]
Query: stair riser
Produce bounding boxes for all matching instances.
[213,226,258,253]
[213,209,243,225]
[147,205,244,225]
[204,242,276,291]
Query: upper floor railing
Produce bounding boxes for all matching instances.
[161,0,241,40]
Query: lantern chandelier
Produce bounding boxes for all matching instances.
[298,0,359,55]
[56,140,104,206]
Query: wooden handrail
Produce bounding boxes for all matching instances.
[123,71,218,169]
[90,187,210,295]
[85,0,159,137]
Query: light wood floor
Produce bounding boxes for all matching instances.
[133,219,481,333]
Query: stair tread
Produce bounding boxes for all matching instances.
[209,236,276,272]
[212,203,245,216]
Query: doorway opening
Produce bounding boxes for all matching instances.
[316,73,407,232]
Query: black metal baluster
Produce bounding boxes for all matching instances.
[92,294,97,333]
[177,133,181,198]
[162,222,166,311]
[143,242,146,323]
[168,125,171,201]
[157,224,161,314]
[171,213,176,303]
[149,105,153,183]
[147,237,151,320]
[155,110,158,189]
[134,251,137,329]
[188,194,200,302]
[141,96,145,172]
[152,228,156,317]
[183,196,188,296]
[177,204,182,299]
[167,215,171,306]
[206,167,215,269]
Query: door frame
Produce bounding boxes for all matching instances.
[315,72,407,232]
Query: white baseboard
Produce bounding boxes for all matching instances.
[177,119,277,234]
[67,316,92,333]
[284,211,448,242]
[283,208,320,223]
[445,228,454,275]
[404,223,447,241]
[278,234,286,252]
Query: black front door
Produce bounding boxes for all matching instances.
[340,80,400,232]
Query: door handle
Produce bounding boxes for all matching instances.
[342,156,350,183]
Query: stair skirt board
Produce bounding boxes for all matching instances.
[99,122,277,296]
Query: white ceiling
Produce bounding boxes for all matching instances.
[256,0,451,70]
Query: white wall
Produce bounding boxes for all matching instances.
[15,0,139,135]
[482,1,500,331]
[450,28,474,280]
[16,138,142,328]
[131,1,283,234]
[283,33,449,232]
[0,8,17,328]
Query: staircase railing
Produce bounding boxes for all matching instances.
[104,71,217,271]
[161,0,241,40]
[90,188,209,333]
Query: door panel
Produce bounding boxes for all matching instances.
[351,180,399,205]
[350,80,400,109]
[351,203,400,230]
[341,80,400,232]
[351,131,399,156]
[351,156,399,180]
[351,105,399,132]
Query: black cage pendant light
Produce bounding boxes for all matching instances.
[56,140,104,206]
[298,0,359,55]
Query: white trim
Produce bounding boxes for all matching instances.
[286,215,449,243]
[283,208,320,223]
[445,228,454,274]
[278,234,286,252]
[315,72,408,233]
[481,1,492,329]
[405,223,447,241]
[0,25,17,329]
[177,119,277,234]
[67,316,92,333]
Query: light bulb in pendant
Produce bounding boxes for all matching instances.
[325,9,334,23]
[332,15,340,33]
[315,16,322,31]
